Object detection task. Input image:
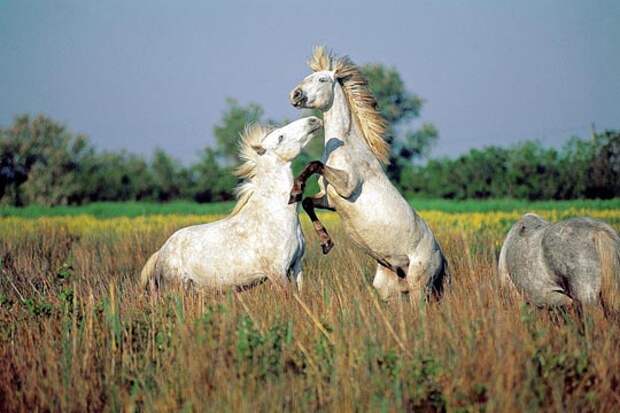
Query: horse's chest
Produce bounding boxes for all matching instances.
[270,221,303,260]
[322,146,350,170]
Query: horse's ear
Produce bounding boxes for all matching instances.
[251,144,266,155]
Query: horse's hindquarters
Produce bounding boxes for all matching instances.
[501,215,620,308]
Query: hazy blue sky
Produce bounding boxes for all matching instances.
[1,1,619,162]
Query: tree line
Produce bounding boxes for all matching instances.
[1,64,618,207]
[401,131,620,200]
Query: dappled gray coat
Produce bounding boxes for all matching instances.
[498,213,620,309]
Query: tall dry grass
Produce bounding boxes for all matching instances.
[0,214,619,412]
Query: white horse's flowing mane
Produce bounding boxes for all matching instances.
[230,123,271,216]
[309,46,390,164]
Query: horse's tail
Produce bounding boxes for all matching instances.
[427,248,450,300]
[140,250,160,289]
[595,228,620,314]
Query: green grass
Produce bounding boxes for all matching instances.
[0,200,235,218]
[0,198,618,218]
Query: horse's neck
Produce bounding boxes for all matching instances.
[324,83,351,141]
[238,163,296,219]
[323,83,373,157]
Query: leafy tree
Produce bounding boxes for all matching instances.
[202,98,275,201]
[362,64,438,183]
[77,151,154,202]
[555,137,594,199]
[400,133,620,201]
[150,149,190,201]
[0,114,92,206]
[190,148,236,202]
[213,98,265,163]
[503,141,559,200]
[0,120,38,206]
[588,130,620,198]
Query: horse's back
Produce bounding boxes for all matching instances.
[156,220,243,285]
[155,211,304,288]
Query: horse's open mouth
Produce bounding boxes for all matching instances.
[309,124,322,134]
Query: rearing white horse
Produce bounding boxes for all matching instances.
[140,117,322,290]
[288,47,448,300]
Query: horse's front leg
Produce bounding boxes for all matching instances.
[289,160,357,254]
[289,161,324,204]
[289,161,358,203]
[302,194,335,254]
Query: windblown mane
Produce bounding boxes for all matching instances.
[229,123,270,216]
[309,46,390,164]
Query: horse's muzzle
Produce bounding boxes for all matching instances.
[289,88,306,108]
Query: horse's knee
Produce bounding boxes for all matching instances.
[406,261,427,291]
[372,271,388,293]
[408,249,446,290]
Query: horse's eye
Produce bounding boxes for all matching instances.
[318,77,328,83]
[278,135,284,143]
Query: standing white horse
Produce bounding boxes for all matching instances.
[140,116,322,290]
[288,47,448,300]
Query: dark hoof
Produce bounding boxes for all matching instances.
[288,192,303,204]
[321,239,334,255]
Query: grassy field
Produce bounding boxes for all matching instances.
[1,205,620,411]
[1,198,620,218]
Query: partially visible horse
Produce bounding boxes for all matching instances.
[140,117,322,290]
[499,213,620,312]
[288,47,448,300]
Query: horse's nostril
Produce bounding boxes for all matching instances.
[293,89,302,99]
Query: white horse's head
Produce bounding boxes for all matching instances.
[289,46,391,164]
[289,70,337,111]
[251,116,322,162]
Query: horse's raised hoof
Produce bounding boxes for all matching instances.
[321,239,334,255]
[288,191,303,204]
